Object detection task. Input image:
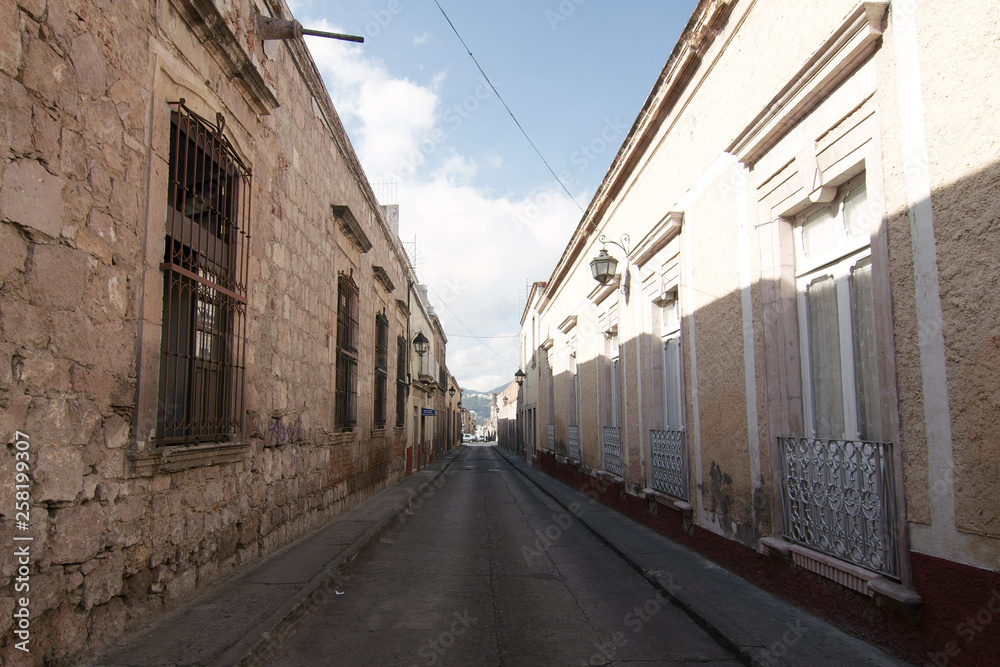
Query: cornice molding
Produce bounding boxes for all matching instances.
[728,1,888,166]
[169,0,279,114]
[633,211,684,269]
[332,204,373,254]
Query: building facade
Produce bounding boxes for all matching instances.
[0,0,458,662]
[519,1,1000,664]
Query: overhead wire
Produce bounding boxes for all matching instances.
[432,0,585,213]
[425,283,518,367]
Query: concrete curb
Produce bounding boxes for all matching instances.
[232,449,464,667]
[491,447,752,664]
[493,446,909,667]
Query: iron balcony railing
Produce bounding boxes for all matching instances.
[603,426,622,477]
[778,436,899,578]
[649,429,687,500]
[548,423,555,451]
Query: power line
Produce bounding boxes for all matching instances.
[425,283,517,367]
[446,333,520,339]
[433,0,585,213]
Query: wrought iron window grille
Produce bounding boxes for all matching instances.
[778,435,899,579]
[335,273,360,429]
[374,312,389,429]
[650,429,688,500]
[157,101,251,445]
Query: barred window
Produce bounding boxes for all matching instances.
[336,273,360,429]
[396,335,407,427]
[374,312,389,429]
[157,102,250,444]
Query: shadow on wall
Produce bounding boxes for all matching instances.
[526,158,1000,667]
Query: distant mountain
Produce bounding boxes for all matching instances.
[461,384,510,395]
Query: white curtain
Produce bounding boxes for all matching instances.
[806,274,845,439]
[851,257,882,441]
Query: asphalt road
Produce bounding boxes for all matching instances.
[265,445,741,666]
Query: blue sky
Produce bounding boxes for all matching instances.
[290,0,698,391]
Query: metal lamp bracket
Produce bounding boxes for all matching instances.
[255,15,364,43]
[599,234,631,299]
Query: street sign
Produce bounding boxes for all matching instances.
[421,408,437,416]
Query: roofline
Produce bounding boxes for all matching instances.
[520,281,548,326]
[538,0,734,311]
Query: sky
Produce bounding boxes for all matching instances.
[289,0,699,392]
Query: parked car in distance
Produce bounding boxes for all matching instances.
[463,433,474,442]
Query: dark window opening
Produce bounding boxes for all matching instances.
[396,335,407,428]
[336,273,360,429]
[157,102,250,444]
[374,312,389,429]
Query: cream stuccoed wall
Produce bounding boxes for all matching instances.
[522,0,1000,572]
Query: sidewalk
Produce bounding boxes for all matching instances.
[88,447,465,667]
[493,446,912,667]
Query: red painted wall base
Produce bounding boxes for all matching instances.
[533,450,1000,667]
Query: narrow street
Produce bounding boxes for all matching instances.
[265,445,741,666]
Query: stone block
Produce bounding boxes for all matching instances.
[123,566,153,605]
[59,127,87,179]
[72,397,102,446]
[164,566,196,606]
[0,221,27,282]
[75,226,113,265]
[0,159,65,238]
[35,443,84,503]
[96,446,126,478]
[0,74,32,157]
[15,355,71,393]
[32,105,60,166]
[69,32,107,96]
[71,365,117,412]
[103,414,130,449]
[25,243,88,308]
[31,567,66,615]
[25,36,80,110]
[49,502,106,564]
[0,0,20,78]
[82,551,124,609]
[17,0,45,21]
[112,495,147,525]
[0,597,14,637]
[0,300,50,347]
[25,396,75,446]
[50,310,98,365]
[89,595,127,647]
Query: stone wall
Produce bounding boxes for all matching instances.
[0,0,416,662]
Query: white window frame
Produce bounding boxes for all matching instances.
[610,333,621,428]
[794,176,878,441]
[660,293,684,431]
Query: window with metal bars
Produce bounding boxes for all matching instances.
[396,335,407,427]
[374,312,389,429]
[336,273,360,429]
[157,101,250,444]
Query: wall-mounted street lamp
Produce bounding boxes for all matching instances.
[589,234,631,298]
[255,15,364,43]
[503,396,509,405]
[514,369,526,387]
[449,386,456,398]
[413,332,429,357]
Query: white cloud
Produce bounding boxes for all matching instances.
[304,28,438,179]
[413,31,432,47]
[304,29,581,390]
